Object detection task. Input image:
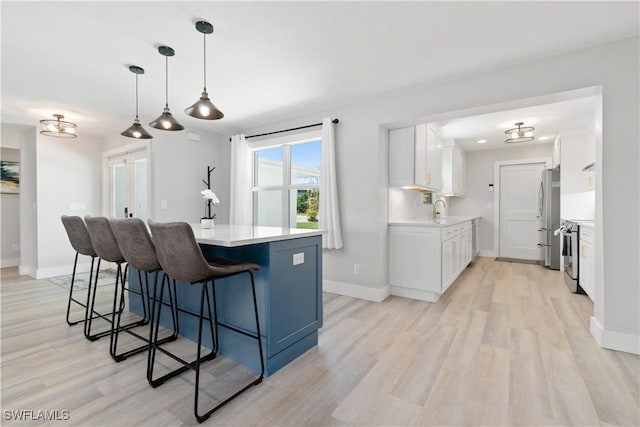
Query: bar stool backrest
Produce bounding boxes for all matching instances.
[148,220,219,283]
[61,215,96,257]
[85,216,124,263]
[110,218,160,272]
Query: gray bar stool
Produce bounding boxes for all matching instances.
[60,215,98,326]
[109,218,179,362]
[147,220,264,424]
[84,216,147,348]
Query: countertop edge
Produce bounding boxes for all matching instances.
[388,216,481,227]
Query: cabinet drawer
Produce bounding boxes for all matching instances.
[441,225,459,241]
[579,227,594,244]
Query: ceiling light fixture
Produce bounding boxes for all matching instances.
[121,66,153,139]
[149,45,184,131]
[477,139,487,144]
[39,114,77,138]
[185,21,223,120]
[504,122,534,143]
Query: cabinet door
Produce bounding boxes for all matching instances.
[441,146,454,194]
[441,239,453,291]
[414,124,428,188]
[454,146,466,196]
[425,125,443,191]
[579,242,594,300]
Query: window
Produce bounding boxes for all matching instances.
[253,138,322,229]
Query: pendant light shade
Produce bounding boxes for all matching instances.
[39,114,77,138]
[149,45,184,131]
[504,122,535,143]
[121,66,153,139]
[184,21,224,120]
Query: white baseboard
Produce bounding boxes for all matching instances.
[19,265,37,278]
[1,257,19,268]
[390,286,439,303]
[323,280,390,302]
[479,249,497,257]
[590,316,640,355]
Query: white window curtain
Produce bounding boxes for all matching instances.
[229,134,253,225]
[320,117,343,249]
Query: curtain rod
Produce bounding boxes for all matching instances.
[229,118,339,141]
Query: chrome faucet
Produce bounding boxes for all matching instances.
[433,198,447,220]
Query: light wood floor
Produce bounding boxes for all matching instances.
[1,258,638,426]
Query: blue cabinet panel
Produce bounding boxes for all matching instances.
[128,235,322,376]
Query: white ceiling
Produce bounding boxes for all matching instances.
[435,96,598,152]
[1,2,638,138]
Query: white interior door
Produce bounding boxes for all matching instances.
[499,162,546,260]
[107,150,148,220]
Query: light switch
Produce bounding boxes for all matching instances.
[68,202,86,211]
[293,252,304,265]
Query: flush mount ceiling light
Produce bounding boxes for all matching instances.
[185,21,224,120]
[149,45,184,131]
[477,139,487,144]
[121,66,153,139]
[504,122,535,143]
[39,114,77,138]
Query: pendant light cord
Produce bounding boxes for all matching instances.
[135,73,139,119]
[165,55,169,108]
[203,31,207,91]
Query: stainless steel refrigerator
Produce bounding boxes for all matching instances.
[538,168,561,270]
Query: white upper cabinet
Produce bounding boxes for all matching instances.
[441,143,466,197]
[389,124,442,192]
[552,133,561,169]
[423,124,443,192]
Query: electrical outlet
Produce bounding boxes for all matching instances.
[12,244,19,252]
[160,200,168,210]
[293,252,304,266]
[353,264,360,275]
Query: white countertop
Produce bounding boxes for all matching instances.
[388,216,480,227]
[190,224,324,247]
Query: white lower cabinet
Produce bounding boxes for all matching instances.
[579,225,595,301]
[389,221,473,302]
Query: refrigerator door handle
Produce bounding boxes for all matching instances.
[538,180,545,217]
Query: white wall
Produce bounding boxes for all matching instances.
[103,127,229,225]
[1,147,20,266]
[1,124,37,276]
[233,36,639,353]
[35,131,104,277]
[448,144,554,255]
[560,126,596,220]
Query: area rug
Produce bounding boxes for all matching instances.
[494,257,542,265]
[49,269,124,290]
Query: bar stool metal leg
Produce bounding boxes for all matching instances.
[147,275,216,389]
[66,253,98,326]
[194,271,264,423]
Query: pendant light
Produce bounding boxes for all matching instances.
[184,21,224,120]
[149,45,184,131]
[39,114,77,138]
[121,66,153,139]
[504,122,535,143]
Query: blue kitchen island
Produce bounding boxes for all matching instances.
[129,224,323,376]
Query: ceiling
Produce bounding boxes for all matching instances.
[1,2,638,139]
[435,96,598,152]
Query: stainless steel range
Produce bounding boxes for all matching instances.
[559,220,585,294]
